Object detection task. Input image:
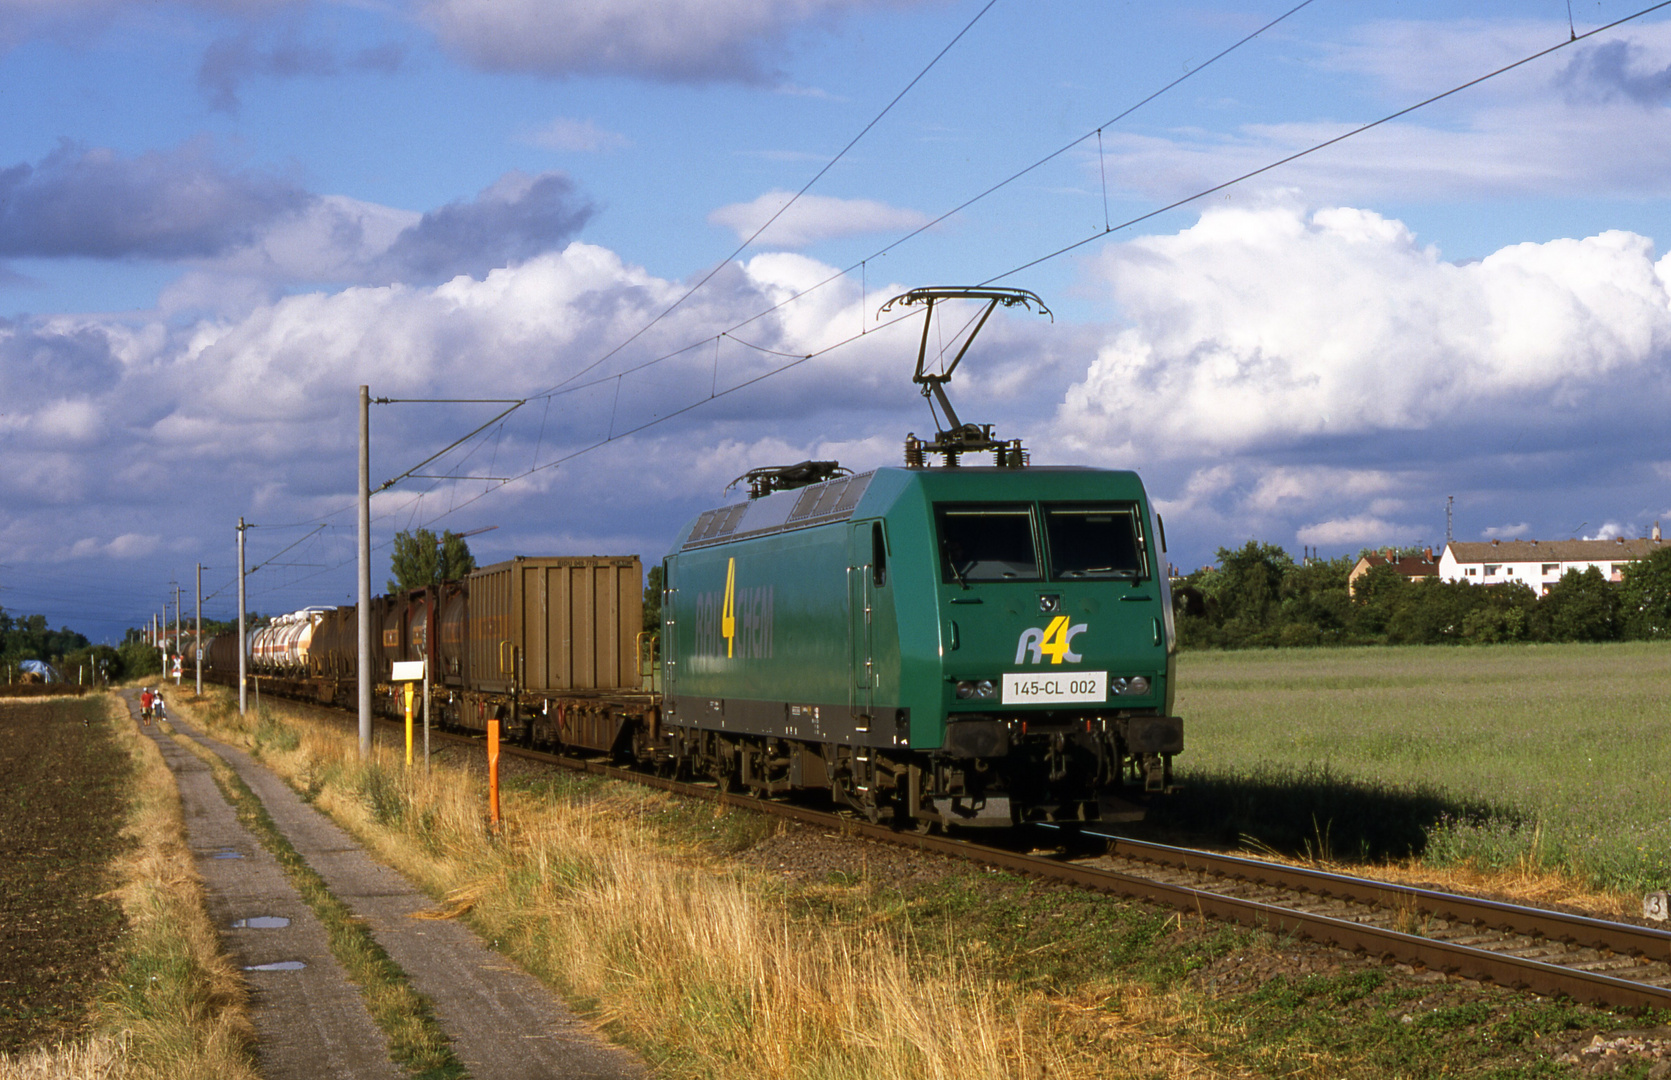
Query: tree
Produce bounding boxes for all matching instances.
[1537,567,1621,642]
[643,564,664,636]
[1212,541,1294,626]
[387,528,477,592]
[1620,547,1671,639]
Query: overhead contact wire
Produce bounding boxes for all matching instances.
[532,0,1002,402]
[984,0,1671,284]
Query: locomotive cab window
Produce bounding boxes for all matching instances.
[935,504,1039,583]
[1043,504,1146,580]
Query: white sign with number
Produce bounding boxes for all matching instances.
[391,660,427,682]
[1002,671,1106,705]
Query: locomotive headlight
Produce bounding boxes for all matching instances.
[955,680,976,699]
[974,679,996,699]
[1110,676,1151,696]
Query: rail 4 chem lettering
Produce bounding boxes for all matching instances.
[696,558,774,661]
[1015,616,1087,665]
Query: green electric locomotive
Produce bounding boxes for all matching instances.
[660,288,1182,828]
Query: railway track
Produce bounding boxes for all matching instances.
[289,698,1671,1013]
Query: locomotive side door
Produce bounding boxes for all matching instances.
[847,523,875,724]
[661,558,678,700]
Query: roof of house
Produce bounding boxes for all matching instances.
[1351,551,1438,577]
[1446,538,1666,563]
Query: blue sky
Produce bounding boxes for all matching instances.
[5,0,1671,641]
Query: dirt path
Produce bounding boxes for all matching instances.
[125,690,405,1080]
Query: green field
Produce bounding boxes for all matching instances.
[1155,642,1671,894]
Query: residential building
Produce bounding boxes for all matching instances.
[1348,548,1439,597]
[1438,528,1665,595]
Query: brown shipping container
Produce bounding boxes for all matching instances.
[465,556,642,694]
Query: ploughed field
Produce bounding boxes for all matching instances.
[1163,641,1671,901]
[0,696,131,1052]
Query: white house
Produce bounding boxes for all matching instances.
[1439,530,1665,595]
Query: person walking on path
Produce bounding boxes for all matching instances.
[140,688,153,724]
[153,691,166,722]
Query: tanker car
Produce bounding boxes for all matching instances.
[206,287,1183,829]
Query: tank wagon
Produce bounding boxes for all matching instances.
[206,287,1182,828]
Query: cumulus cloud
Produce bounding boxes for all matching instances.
[372,171,596,282]
[0,139,312,259]
[1295,515,1426,547]
[418,0,917,82]
[708,190,931,248]
[0,162,596,313]
[1059,200,1671,457]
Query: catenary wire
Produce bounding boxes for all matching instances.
[532,0,1002,402]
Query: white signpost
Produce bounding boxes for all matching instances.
[390,660,429,770]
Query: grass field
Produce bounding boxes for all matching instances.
[1161,642,1671,898]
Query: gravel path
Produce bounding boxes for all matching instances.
[128,690,647,1080]
[126,691,402,1080]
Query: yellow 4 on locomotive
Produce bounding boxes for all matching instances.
[211,288,1183,829]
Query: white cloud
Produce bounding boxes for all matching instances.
[61,533,162,561]
[1482,523,1530,539]
[708,190,931,248]
[523,117,632,153]
[1295,515,1424,548]
[1057,200,1671,457]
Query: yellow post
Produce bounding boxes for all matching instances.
[487,717,501,828]
[403,682,415,768]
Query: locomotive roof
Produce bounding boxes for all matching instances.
[676,465,1143,552]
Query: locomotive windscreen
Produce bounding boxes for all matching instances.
[1042,504,1145,579]
[936,505,1040,582]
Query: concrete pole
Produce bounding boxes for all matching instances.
[174,583,182,685]
[195,563,203,697]
[238,518,248,715]
[358,385,372,761]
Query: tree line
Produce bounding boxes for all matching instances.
[1175,541,1671,648]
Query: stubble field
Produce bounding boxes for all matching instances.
[0,696,131,1052]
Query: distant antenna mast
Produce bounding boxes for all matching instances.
[1446,495,1454,546]
[877,286,1051,468]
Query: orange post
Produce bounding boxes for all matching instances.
[487,717,501,827]
[402,682,415,768]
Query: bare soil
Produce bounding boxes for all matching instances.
[0,696,132,1052]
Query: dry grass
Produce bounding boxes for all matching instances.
[0,695,255,1080]
[172,688,1221,1080]
[0,1034,130,1080]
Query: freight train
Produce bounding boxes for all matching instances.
[207,288,1183,828]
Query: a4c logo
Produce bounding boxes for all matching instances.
[1015,616,1087,665]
